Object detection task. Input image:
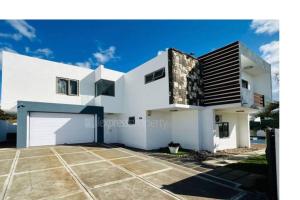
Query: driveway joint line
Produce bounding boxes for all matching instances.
[92,177,137,189]
[39,190,84,200]
[68,160,105,167]
[17,154,56,159]
[14,166,64,175]
[87,148,181,200]
[138,150,244,190]
[1,150,20,200]
[0,158,14,162]
[140,167,173,177]
[107,155,136,160]
[50,147,96,200]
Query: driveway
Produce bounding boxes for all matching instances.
[0,144,245,200]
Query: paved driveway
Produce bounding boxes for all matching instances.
[0,144,245,200]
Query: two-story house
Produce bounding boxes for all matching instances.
[1,41,272,152]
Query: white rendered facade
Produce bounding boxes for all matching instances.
[1,41,272,152]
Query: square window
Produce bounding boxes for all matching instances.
[95,79,115,97]
[128,116,135,125]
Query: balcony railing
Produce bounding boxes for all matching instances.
[254,93,265,107]
[241,89,265,108]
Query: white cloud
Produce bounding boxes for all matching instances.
[93,46,117,64]
[250,20,279,35]
[0,47,17,70]
[71,45,119,69]
[259,40,279,100]
[6,20,36,40]
[74,61,92,68]
[25,47,54,58]
[0,32,22,41]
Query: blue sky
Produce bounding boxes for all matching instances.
[0,20,279,100]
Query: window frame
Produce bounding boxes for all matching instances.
[56,77,79,96]
[145,67,165,84]
[95,79,115,97]
[69,79,79,96]
[218,122,229,138]
[128,116,135,125]
[242,79,249,90]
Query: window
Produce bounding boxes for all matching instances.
[95,79,115,97]
[242,79,249,89]
[69,80,79,95]
[57,78,69,95]
[128,116,135,125]
[145,68,165,84]
[218,122,229,138]
[56,78,79,96]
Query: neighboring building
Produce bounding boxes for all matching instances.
[1,41,272,152]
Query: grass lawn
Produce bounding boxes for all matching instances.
[227,154,268,193]
[227,154,267,175]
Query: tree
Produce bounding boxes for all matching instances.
[0,109,17,123]
[256,102,279,129]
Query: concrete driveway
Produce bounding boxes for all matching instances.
[0,144,245,200]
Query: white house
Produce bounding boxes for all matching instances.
[1,41,272,152]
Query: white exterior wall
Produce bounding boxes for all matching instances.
[115,52,170,149]
[146,109,201,151]
[214,112,250,150]
[170,110,200,150]
[94,66,124,113]
[215,112,239,150]
[241,72,254,106]
[253,73,272,104]
[146,111,171,150]
[103,114,121,144]
[238,113,251,147]
[199,109,215,152]
[1,52,95,113]
[241,71,272,107]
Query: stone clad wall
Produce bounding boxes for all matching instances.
[168,49,204,106]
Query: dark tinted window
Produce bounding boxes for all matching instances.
[128,116,135,125]
[57,78,68,94]
[145,68,165,84]
[218,122,229,138]
[242,79,248,89]
[95,79,115,97]
[69,80,78,95]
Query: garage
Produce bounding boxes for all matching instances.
[17,101,104,148]
[29,112,96,146]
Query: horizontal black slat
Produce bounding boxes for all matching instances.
[200,48,239,63]
[204,100,241,106]
[205,91,241,99]
[204,71,240,82]
[204,75,240,86]
[204,96,241,103]
[201,51,239,66]
[204,67,240,80]
[203,61,239,74]
[204,79,240,89]
[204,87,240,96]
[202,55,239,70]
[198,41,239,60]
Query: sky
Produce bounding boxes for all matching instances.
[0,20,279,100]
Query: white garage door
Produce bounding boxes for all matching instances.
[29,112,95,146]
